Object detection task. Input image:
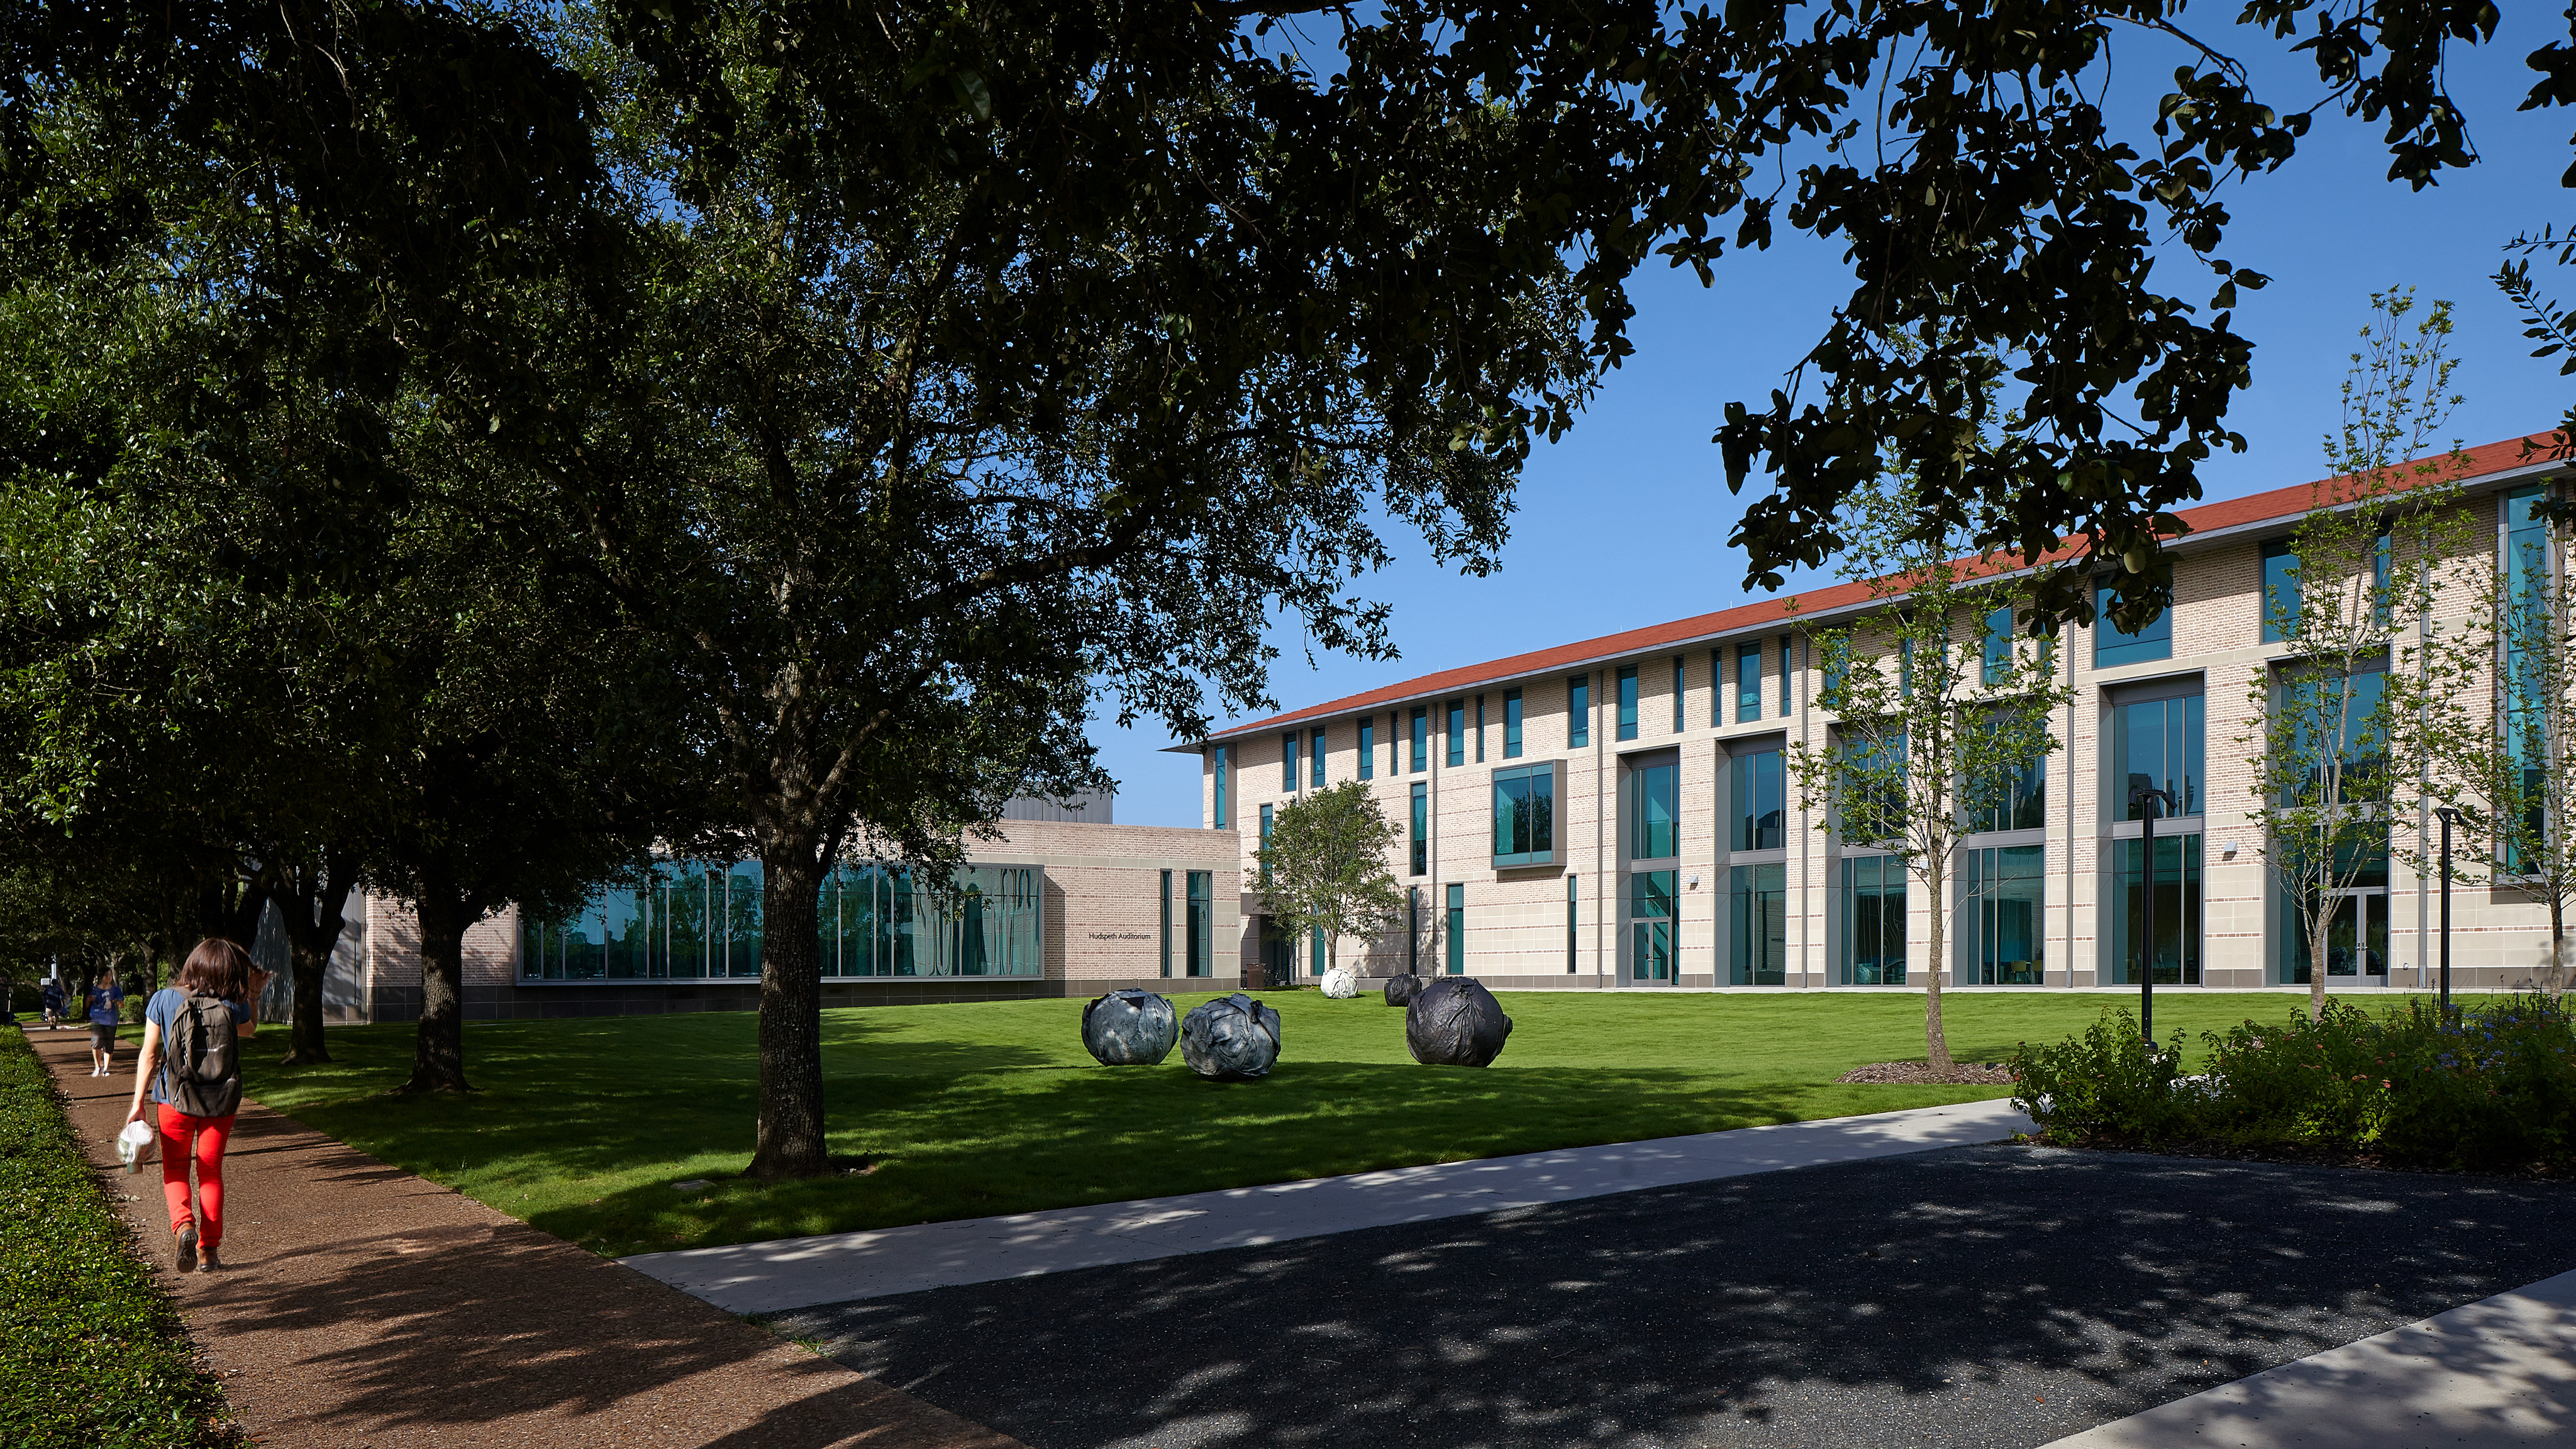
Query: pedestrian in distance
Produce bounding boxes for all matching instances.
[85,972,126,1075]
[121,939,266,1274]
[40,978,64,1030]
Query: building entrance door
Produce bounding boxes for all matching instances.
[1626,869,1677,984]
[2323,889,2390,987]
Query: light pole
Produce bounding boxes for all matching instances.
[2436,806,2461,1016]
[2131,785,2179,1052]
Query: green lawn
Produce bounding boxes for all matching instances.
[238,989,2380,1259]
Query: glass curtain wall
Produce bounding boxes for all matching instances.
[2111,694,2205,818]
[1838,855,1906,983]
[1728,865,1787,984]
[1625,752,1679,983]
[2112,836,2204,984]
[1961,845,2045,983]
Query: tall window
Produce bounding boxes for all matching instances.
[1446,698,1467,766]
[2094,579,2173,667]
[1671,657,1686,732]
[1358,718,1375,780]
[1970,706,2046,833]
[1737,641,1763,721]
[1445,884,1466,975]
[1282,731,1299,791]
[1628,870,1675,981]
[1502,688,1524,758]
[1565,875,1579,974]
[2505,484,2553,869]
[1258,804,1274,883]
[2111,691,2205,819]
[1568,675,1591,747]
[2261,538,2299,643]
[2111,836,2202,985]
[1731,747,1785,850]
[1492,762,1558,867]
[1408,886,1421,973]
[1779,636,1794,714]
[1311,926,1325,977]
[1409,783,1428,875]
[1962,845,2045,984]
[1409,706,1428,772]
[1311,727,1326,787]
[1158,870,1173,978]
[1475,695,1487,761]
[1211,744,1229,828]
[1729,865,1787,984]
[1185,871,1212,977]
[1838,856,1906,984]
[1616,666,1640,740]
[1981,606,2013,685]
[1627,758,1678,860]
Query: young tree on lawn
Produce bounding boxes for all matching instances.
[1253,782,1406,982]
[2246,290,2474,1021]
[1787,474,2071,1071]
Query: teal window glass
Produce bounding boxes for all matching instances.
[1410,706,1428,772]
[1838,855,1906,984]
[1492,763,1557,867]
[1970,706,2048,833]
[724,862,765,977]
[1358,719,1375,780]
[2261,538,2298,643]
[1671,657,1685,732]
[1963,844,2045,984]
[1729,863,1787,985]
[1258,803,1274,882]
[2276,848,2393,983]
[1502,688,1523,758]
[1822,640,1848,703]
[1311,726,1326,788]
[1731,748,1785,851]
[1566,875,1579,974]
[1898,637,1913,694]
[1282,731,1298,791]
[1568,675,1591,747]
[2505,485,2553,869]
[1446,698,1466,767]
[1616,667,1640,740]
[603,882,648,979]
[944,865,1042,977]
[1779,635,1794,714]
[1185,870,1212,977]
[1628,870,1675,981]
[1210,744,1229,828]
[653,865,711,979]
[1311,926,1325,977]
[1159,870,1172,977]
[1981,606,2013,686]
[2111,835,2202,985]
[1838,730,1907,844]
[1476,695,1487,762]
[2094,579,2173,667]
[1445,883,1466,975]
[1737,641,1763,722]
[1627,760,1679,860]
[2111,694,2204,819]
[1409,783,1428,875]
[2273,667,2388,806]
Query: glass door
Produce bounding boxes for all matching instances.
[1628,870,1677,983]
[2324,890,2390,987]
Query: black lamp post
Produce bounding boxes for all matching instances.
[2130,784,2179,1052]
[2436,806,2461,1016]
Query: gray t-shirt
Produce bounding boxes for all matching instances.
[143,987,250,1107]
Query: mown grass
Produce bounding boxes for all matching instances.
[0,1031,240,1448]
[238,989,2402,1258]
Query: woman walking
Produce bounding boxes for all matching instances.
[121,940,267,1272]
[84,972,125,1075]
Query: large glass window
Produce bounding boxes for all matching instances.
[2505,484,2553,870]
[2111,692,2204,819]
[1159,870,1173,977]
[1627,758,1679,860]
[1568,675,1591,748]
[1981,606,2013,686]
[1311,727,1327,787]
[1565,875,1579,974]
[2094,579,2173,667]
[822,862,1040,978]
[1492,763,1558,867]
[1358,719,1375,780]
[1259,803,1274,882]
[1475,695,1487,762]
[1737,641,1763,722]
[1185,870,1212,977]
[1409,782,1428,875]
[2111,835,2202,985]
[1962,845,2045,984]
[1779,636,1794,714]
[1970,707,2046,833]
[2262,538,2299,642]
[1410,706,1428,772]
[1211,744,1229,828]
[1502,689,1523,758]
[1282,731,1299,791]
[1445,883,1466,975]
[1616,666,1640,740]
[1838,855,1906,984]
[723,862,764,977]
[2273,665,2388,801]
[1731,748,1785,851]
[1729,864,1787,984]
[1671,657,1686,732]
[1446,698,1467,767]
[1628,870,1675,981]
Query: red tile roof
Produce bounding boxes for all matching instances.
[1193,434,2565,745]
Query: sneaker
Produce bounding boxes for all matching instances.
[199,1245,221,1272]
[175,1225,197,1274]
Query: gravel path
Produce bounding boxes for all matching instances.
[775,1143,2576,1449]
[31,1026,1021,1449]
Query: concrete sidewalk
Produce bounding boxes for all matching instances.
[2046,1266,2576,1448]
[28,1026,1021,1449]
[626,1096,2033,1314]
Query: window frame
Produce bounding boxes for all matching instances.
[1491,760,1563,868]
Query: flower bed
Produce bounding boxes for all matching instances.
[2012,996,2576,1175]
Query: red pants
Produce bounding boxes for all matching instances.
[156,1103,235,1247]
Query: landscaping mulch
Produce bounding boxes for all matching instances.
[1834,1059,2016,1085]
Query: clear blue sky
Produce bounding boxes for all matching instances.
[1100,10,2576,828]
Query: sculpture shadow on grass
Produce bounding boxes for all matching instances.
[776,1146,2576,1449]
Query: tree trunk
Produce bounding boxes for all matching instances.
[401,870,477,1094]
[282,939,332,1063]
[1922,853,1953,1069]
[271,854,357,1066]
[750,845,828,1179]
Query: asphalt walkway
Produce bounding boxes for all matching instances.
[626,1097,2035,1313]
[28,1026,1021,1449]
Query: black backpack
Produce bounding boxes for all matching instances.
[165,992,242,1118]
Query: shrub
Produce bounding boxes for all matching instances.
[2009,1009,2194,1145]
[0,1031,240,1448]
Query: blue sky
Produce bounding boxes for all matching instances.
[1100,11,2576,828]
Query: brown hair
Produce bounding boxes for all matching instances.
[174,938,253,1001]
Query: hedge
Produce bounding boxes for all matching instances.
[0,1030,240,1448]
[2013,995,2576,1174]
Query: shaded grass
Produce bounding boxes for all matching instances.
[238,990,2409,1258]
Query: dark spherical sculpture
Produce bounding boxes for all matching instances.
[1081,989,1179,1065]
[1383,973,1424,1008]
[1405,977,1513,1067]
[1180,992,1283,1080]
